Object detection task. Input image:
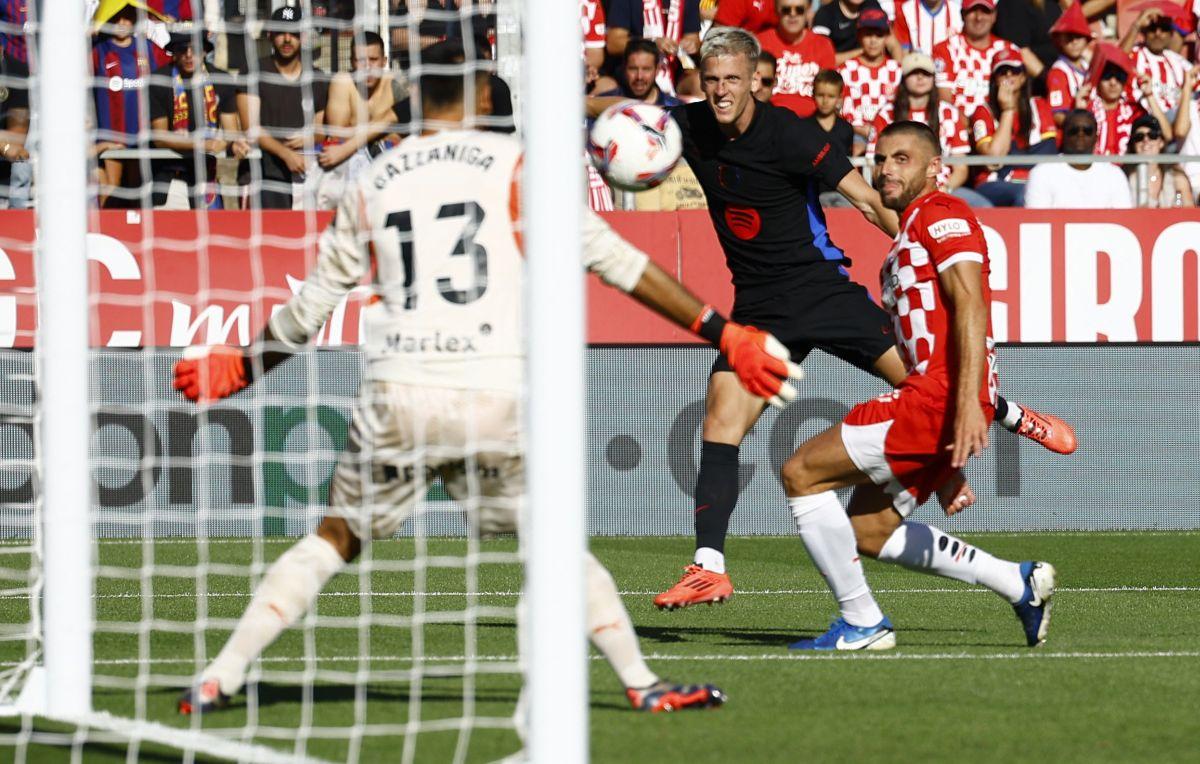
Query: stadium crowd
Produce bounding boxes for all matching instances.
[2,0,1200,209]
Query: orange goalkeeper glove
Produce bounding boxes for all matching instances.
[173,346,251,403]
[692,306,804,408]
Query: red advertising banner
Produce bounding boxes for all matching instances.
[2,209,1198,347]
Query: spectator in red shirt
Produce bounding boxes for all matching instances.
[1045,1,1092,127]
[933,0,1040,120]
[1120,5,1193,123]
[714,0,778,32]
[757,0,837,117]
[968,48,1057,207]
[1075,43,1172,155]
[839,9,902,148]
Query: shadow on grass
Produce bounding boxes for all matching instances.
[172,682,522,712]
[635,623,988,648]
[0,720,228,763]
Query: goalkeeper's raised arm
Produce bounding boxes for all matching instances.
[174,191,802,406]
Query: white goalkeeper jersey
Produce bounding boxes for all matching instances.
[270,128,649,393]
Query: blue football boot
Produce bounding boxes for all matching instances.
[1013,561,1057,646]
[788,616,896,651]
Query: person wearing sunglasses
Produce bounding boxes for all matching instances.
[1075,48,1173,155]
[1121,7,1192,123]
[756,0,836,117]
[1126,114,1194,207]
[1025,108,1132,209]
[754,50,778,103]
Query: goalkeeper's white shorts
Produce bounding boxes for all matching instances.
[328,381,523,540]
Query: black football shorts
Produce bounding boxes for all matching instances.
[712,260,895,377]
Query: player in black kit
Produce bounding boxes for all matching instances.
[654,27,1077,613]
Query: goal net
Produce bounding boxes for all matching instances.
[0,1,585,761]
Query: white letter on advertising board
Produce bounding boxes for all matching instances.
[1150,222,1200,341]
[170,301,250,346]
[1064,224,1142,341]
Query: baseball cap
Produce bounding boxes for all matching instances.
[856,8,890,32]
[165,23,214,54]
[962,0,996,11]
[901,52,936,76]
[271,4,302,25]
[991,48,1024,74]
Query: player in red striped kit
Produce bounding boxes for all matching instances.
[779,120,1055,651]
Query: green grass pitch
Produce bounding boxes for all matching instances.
[1,532,1198,762]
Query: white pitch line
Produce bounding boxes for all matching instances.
[2,651,1196,671]
[1,585,1192,602]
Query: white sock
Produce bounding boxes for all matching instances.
[693,547,726,574]
[877,522,1025,603]
[1000,400,1024,430]
[204,533,346,694]
[788,491,885,628]
[586,552,658,689]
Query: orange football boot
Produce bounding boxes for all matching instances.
[1014,408,1078,455]
[654,565,734,610]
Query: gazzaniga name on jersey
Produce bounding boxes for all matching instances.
[372,144,496,189]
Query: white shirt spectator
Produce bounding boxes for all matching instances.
[1024,162,1133,209]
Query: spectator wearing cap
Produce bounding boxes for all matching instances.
[1045,1,1092,127]
[893,0,963,56]
[839,9,903,147]
[236,4,329,210]
[933,0,1040,122]
[812,0,900,65]
[1076,42,1172,155]
[587,38,684,118]
[968,48,1057,206]
[1025,108,1132,208]
[757,0,836,117]
[1120,1,1193,123]
[755,51,778,103]
[91,0,169,207]
[713,0,779,33]
[147,26,246,209]
[605,0,702,97]
[1126,113,1194,206]
[869,51,983,203]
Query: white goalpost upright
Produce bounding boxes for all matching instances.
[2,0,589,759]
[522,0,589,760]
[30,0,94,719]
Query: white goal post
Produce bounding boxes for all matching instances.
[2,0,588,760]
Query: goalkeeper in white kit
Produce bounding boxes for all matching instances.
[174,41,801,715]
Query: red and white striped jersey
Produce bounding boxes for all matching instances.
[877,0,897,20]
[934,33,1021,119]
[869,100,969,188]
[893,0,962,55]
[1046,56,1088,114]
[882,191,997,405]
[581,0,606,53]
[588,162,615,211]
[1134,45,1192,115]
[1087,94,1146,156]
[969,97,1057,182]
[839,57,903,127]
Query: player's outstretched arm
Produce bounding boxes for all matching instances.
[582,209,803,407]
[836,169,899,237]
[174,189,371,403]
[940,260,990,468]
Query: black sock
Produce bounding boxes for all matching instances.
[694,441,741,553]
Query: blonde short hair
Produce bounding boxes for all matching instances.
[699,27,761,71]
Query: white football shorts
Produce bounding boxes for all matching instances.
[328,381,523,540]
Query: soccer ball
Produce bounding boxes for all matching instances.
[588,101,683,192]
